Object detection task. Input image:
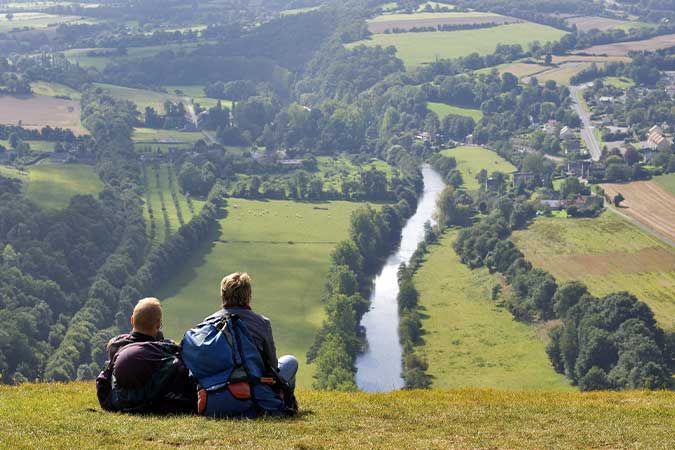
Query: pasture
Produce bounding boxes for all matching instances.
[348,22,567,68]
[0,12,92,32]
[574,33,675,57]
[654,173,675,196]
[367,11,518,34]
[64,42,206,70]
[133,127,204,145]
[0,139,54,152]
[2,163,103,210]
[527,62,594,85]
[427,102,483,121]
[0,94,85,134]
[317,154,395,193]
[602,181,675,243]
[512,213,675,329]
[602,76,635,89]
[95,83,226,114]
[478,61,548,79]
[440,145,516,190]
[413,232,571,390]
[30,81,81,100]
[160,199,370,387]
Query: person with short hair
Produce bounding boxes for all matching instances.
[208,272,299,395]
[96,298,196,414]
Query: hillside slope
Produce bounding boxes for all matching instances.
[1,383,674,449]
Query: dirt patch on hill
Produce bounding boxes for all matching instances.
[602,181,675,242]
[574,34,675,56]
[0,94,86,134]
[368,15,519,33]
[540,247,675,279]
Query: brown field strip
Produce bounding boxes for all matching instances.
[0,94,86,134]
[574,34,675,56]
[566,16,630,32]
[551,55,630,64]
[367,15,519,33]
[602,181,675,242]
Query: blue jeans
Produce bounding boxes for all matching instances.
[278,355,298,392]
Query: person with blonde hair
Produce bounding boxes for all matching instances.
[207,272,298,397]
[96,298,196,414]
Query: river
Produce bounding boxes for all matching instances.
[355,165,446,392]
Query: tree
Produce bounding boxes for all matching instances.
[613,193,624,207]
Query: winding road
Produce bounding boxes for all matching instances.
[570,85,602,161]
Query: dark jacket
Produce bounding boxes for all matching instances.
[207,307,278,370]
[96,331,196,414]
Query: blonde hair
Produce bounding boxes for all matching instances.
[221,272,252,307]
[132,298,162,332]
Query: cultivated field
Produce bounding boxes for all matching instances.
[367,11,519,34]
[478,61,548,79]
[551,55,630,64]
[414,232,571,390]
[565,16,633,32]
[427,102,483,121]
[526,62,594,85]
[143,164,204,244]
[602,181,675,243]
[574,34,675,56]
[348,23,567,68]
[441,145,517,190]
[0,163,103,209]
[0,12,92,32]
[133,127,204,145]
[160,199,369,386]
[512,213,675,329]
[0,94,85,133]
[30,81,81,100]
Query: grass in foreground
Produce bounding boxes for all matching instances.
[1,382,674,449]
[160,199,369,387]
[414,232,571,390]
[512,212,675,329]
[348,22,567,68]
[427,102,483,121]
[441,145,516,190]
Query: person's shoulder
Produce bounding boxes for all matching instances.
[107,333,133,348]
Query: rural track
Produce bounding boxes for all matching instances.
[570,85,601,161]
[216,239,338,245]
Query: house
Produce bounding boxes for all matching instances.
[278,159,304,168]
[465,134,474,145]
[649,125,663,136]
[647,129,671,152]
[540,199,563,210]
[559,126,575,140]
[599,96,614,104]
[415,132,431,142]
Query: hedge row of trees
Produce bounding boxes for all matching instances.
[452,208,675,390]
[308,147,423,390]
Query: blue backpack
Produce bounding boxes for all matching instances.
[181,312,293,418]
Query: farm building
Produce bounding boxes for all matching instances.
[543,120,560,135]
[647,129,671,152]
[559,126,575,140]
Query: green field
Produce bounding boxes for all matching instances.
[512,212,675,329]
[163,85,232,109]
[279,5,321,15]
[65,42,207,70]
[5,163,103,210]
[414,232,571,390]
[349,23,567,68]
[3,383,675,450]
[427,102,483,121]
[94,83,226,114]
[30,81,81,100]
[602,76,635,89]
[0,139,54,152]
[143,164,204,244]
[0,12,94,32]
[440,145,517,190]
[654,173,675,196]
[160,199,369,387]
[133,127,204,144]
[369,11,497,23]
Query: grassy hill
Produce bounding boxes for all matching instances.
[1,383,674,449]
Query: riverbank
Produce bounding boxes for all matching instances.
[355,165,445,391]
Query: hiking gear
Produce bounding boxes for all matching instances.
[97,337,196,414]
[181,312,295,418]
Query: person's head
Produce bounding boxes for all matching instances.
[221,272,252,308]
[130,297,162,336]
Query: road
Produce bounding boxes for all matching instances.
[185,101,217,145]
[570,85,602,161]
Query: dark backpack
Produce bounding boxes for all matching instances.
[97,340,196,414]
[181,313,295,418]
